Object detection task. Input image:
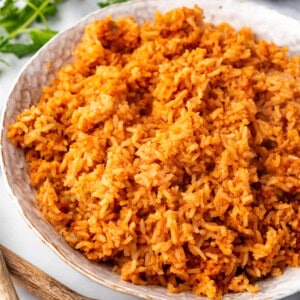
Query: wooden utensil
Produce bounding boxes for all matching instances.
[0,244,93,300]
[0,248,19,300]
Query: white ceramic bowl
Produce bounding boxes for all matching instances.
[1,1,300,299]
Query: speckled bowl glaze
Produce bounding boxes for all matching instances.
[1,0,300,299]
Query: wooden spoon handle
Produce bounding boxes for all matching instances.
[0,249,19,300]
[0,244,92,300]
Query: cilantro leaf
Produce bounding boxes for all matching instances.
[0,0,18,17]
[29,28,57,45]
[0,41,39,58]
[0,0,65,64]
[98,0,130,9]
[0,0,20,33]
[0,29,57,57]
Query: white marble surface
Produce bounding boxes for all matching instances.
[0,1,299,299]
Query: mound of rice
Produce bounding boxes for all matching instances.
[7,6,300,299]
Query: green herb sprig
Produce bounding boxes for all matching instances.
[0,0,63,59]
[98,0,130,9]
[0,0,131,62]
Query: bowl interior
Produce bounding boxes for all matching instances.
[1,0,300,299]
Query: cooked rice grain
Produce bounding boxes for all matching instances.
[7,6,300,299]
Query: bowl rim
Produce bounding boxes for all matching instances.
[1,0,300,299]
